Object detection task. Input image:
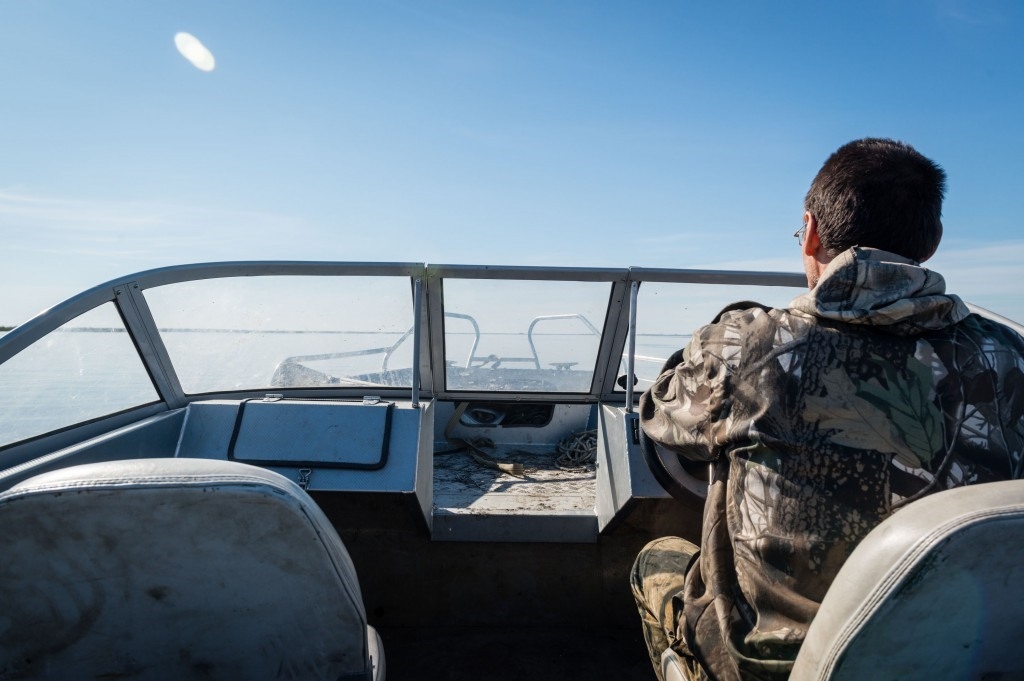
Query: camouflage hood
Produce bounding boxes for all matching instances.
[789,247,970,334]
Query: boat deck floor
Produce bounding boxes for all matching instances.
[312,487,698,681]
[433,445,596,514]
[379,625,653,681]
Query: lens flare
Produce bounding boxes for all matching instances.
[174,32,215,72]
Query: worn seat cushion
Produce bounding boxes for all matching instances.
[0,458,374,681]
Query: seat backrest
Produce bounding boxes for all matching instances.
[0,458,380,681]
[791,479,1024,681]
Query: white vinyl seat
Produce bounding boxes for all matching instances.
[0,458,384,681]
[792,479,1024,680]
[660,480,1024,681]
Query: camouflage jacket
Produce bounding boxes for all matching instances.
[640,247,1024,681]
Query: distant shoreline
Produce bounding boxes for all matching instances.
[0,326,12,332]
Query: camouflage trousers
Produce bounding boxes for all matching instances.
[630,536,709,681]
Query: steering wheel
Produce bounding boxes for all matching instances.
[638,426,709,512]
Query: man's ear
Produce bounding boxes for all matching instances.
[803,212,821,258]
[919,221,942,263]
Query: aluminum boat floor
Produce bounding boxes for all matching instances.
[432,445,598,542]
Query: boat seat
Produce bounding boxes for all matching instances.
[790,478,1024,680]
[660,479,1024,681]
[0,457,384,681]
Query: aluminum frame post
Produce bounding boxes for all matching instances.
[625,280,638,413]
[411,277,423,408]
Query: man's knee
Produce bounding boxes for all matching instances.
[632,537,704,680]
[633,537,698,585]
[631,536,698,615]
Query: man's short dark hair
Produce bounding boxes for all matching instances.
[804,138,946,262]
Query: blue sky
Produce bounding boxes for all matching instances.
[1,0,1022,325]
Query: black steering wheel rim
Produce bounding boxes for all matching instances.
[639,425,708,511]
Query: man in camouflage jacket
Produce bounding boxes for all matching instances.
[631,139,1024,681]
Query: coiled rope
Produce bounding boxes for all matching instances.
[556,429,597,470]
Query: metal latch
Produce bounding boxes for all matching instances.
[630,414,641,445]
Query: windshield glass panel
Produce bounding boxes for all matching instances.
[0,303,158,449]
[625,282,806,391]
[442,279,610,392]
[143,276,414,394]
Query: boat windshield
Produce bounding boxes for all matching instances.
[0,303,159,448]
[0,263,815,454]
[626,282,805,391]
[442,278,610,393]
[143,275,415,394]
